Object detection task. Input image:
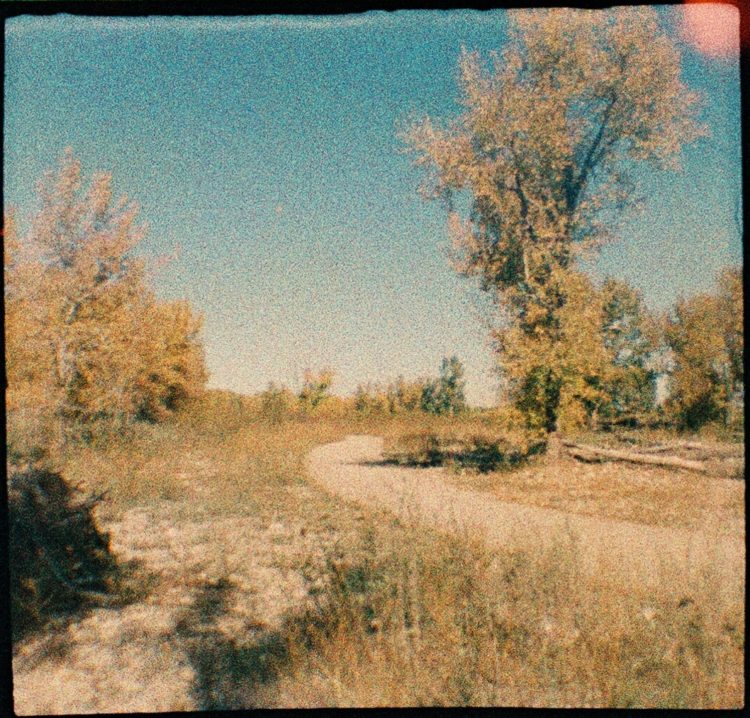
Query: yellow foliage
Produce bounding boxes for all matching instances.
[664,273,740,429]
[556,392,588,433]
[402,7,703,434]
[298,368,336,413]
[5,150,207,455]
[134,300,208,421]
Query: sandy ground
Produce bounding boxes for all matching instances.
[308,435,745,599]
[12,457,339,714]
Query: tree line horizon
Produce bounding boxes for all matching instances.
[5,7,743,463]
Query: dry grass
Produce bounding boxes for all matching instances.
[59,417,349,519]
[250,515,744,708]
[13,404,745,710]
[442,455,744,534]
[384,421,744,534]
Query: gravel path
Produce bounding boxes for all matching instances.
[308,435,745,598]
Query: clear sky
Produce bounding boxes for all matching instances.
[4,7,742,406]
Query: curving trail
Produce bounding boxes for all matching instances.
[308,435,745,598]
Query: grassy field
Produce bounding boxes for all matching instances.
[11,406,745,710]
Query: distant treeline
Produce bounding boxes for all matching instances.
[183,357,469,430]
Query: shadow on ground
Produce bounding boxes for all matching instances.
[174,578,293,709]
[9,467,120,643]
[376,438,546,473]
[174,558,379,710]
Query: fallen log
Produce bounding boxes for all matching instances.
[636,444,682,454]
[641,440,735,452]
[562,441,708,473]
[673,441,744,457]
[630,442,744,461]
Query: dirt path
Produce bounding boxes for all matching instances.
[12,435,744,713]
[308,435,745,599]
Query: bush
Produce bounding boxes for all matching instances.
[387,432,444,466]
[9,467,117,641]
[386,427,543,473]
[259,384,298,424]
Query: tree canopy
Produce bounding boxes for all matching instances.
[5,149,207,454]
[403,7,705,433]
[665,267,744,430]
[421,356,468,416]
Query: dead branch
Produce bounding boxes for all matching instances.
[640,440,737,453]
[562,441,708,473]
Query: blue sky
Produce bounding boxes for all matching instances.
[4,8,742,405]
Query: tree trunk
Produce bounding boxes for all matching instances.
[546,425,563,464]
[562,440,708,474]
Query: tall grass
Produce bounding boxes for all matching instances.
[19,392,743,708]
[248,515,744,708]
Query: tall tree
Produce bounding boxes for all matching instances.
[496,268,611,432]
[5,149,208,450]
[421,356,467,415]
[27,148,149,431]
[403,7,704,434]
[134,300,208,422]
[716,266,743,395]
[5,209,60,453]
[664,293,728,429]
[665,266,743,430]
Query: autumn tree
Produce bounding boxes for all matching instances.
[298,368,335,413]
[5,149,207,450]
[665,266,743,430]
[259,382,297,423]
[353,382,389,415]
[403,7,703,435]
[391,375,426,412]
[717,266,743,398]
[496,268,612,433]
[421,356,467,415]
[665,295,726,428]
[24,149,151,435]
[598,278,660,424]
[353,376,430,415]
[134,300,208,422]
